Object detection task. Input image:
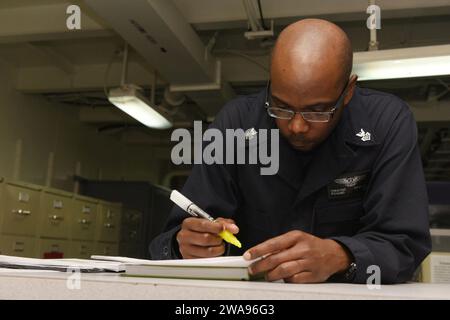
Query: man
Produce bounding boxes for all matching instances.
[150,19,431,284]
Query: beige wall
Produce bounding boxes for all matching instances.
[0,59,164,190]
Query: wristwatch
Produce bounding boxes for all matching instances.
[344,262,357,282]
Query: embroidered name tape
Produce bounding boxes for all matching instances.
[328,171,370,200]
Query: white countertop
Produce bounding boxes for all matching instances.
[0,269,449,300]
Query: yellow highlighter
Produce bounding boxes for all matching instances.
[170,190,242,248]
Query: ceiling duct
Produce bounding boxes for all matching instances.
[84,0,235,117]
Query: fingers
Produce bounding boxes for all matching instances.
[179,243,226,259]
[177,228,222,247]
[248,247,307,275]
[265,260,310,282]
[244,230,304,260]
[284,271,316,283]
[183,217,239,234]
[177,216,239,259]
[183,217,224,234]
[215,217,239,234]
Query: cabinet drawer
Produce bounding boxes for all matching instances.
[122,209,143,226]
[121,209,143,242]
[0,180,4,231]
[70,199,97,241]
[38,191,72,239]
[0,235,36,257]
[37,239,69,259]
[94,242,118,256]
[1,184,40,236]
[68,241,93,259]
[120,225,142,243]
[95,204,121,242]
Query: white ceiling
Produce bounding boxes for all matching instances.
[0,0,448,88]
[0,0,67,9]
[0,0,449,179]
[174,0,450,24]
[0,0,449,154]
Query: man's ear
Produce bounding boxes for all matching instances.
[343,74,358,105]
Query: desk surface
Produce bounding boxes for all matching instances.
[0,270,449,300]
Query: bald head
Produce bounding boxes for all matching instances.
[271,19,353,97]
[268,19,356,152]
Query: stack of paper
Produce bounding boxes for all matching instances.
[0,255,125,273]
[0,254,260,280]
[92,255,258,281]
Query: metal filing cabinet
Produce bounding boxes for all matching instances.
[119,208,143,257]
[0,178,4,234]
[37,239,69,259]
[38,188,72,239]
[120,208,143,243]
[78,181,172,258]
[0,235,36,257]
[70,195,98,241]
[68,240,94,259]
[95,201,121,243]
[0,181,41,237]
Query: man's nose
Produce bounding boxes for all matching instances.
[288,113,310,134]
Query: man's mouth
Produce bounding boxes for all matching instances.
[290,138,308,145]
[290,140,310,149]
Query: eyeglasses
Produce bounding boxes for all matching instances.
[264,81,348,123]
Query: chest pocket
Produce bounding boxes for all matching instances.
[313,199,364,238]
[327,170,370,201]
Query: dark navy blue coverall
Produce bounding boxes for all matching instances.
[150,86,431,284]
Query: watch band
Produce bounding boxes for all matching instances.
[344,262,357,282]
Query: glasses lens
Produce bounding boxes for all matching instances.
[301,112,331,122]
[267,108,293,120]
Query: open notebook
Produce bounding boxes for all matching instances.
[91,255,261,281]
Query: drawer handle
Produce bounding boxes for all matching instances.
[78,219,91,225]
[13,241,25,252]
[18,192,30,203]
[53,200,63,209]
[104,223,115,229]
[49,215,64,221]
[12,209,31,216]
[82,206,91,214]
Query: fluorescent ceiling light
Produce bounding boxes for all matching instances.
[108,85,172,129]
[353,45,450,81]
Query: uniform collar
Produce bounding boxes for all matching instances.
[252,86,379,147]
[250,87,380,202]
[343,86,380,147]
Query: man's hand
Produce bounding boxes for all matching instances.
[243,230,352,283]
[176,217,239,259]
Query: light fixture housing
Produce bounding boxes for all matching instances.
[353,44,450,81]
[108,85,172,129]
